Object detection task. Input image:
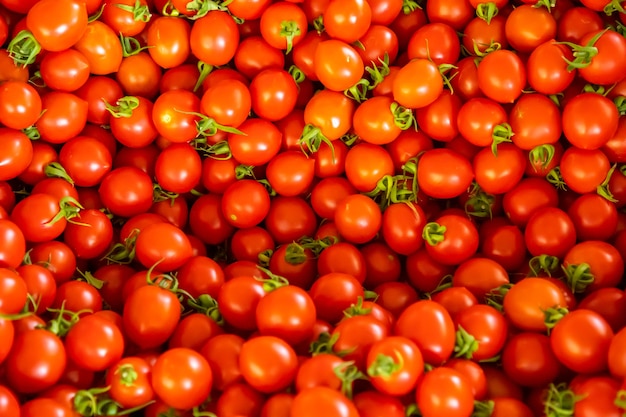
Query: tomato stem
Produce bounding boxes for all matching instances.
[365,54,391,90]
[543,382,579,417]
[115,0,152,22]
[491,123,514,156]
[114,364,139,386]
[471,400,495,417]
[48,196,87,227]
[104,96,140,118]
[333,360,367,399]
[597,163,618,203]
[344,78,371,103]
[558,29,607,71]
[614,390,626,410]
[298,124,336,162]
[402,0,422,13]
[543,307,569,332]
[562,263,594,294]
[343,296,372,318]
[284,242,308,265]
[77,269,105,290]
[528,144,556,173]
[528,254,561,277]
[604,0,625,15]
[6,30,41,67]
[44,162,75,186]
[257,249,273,267]
[313,15,325,33]
[367,352,403,379]
[475,2,498,24]
[422,222,446,246]
[453,325,479,359]
[546,167,567,190]
[187,294,224,325]
[120,35,151,57]
[22,125,41,140]
[391,102,417,130]
[255,266,289,291]
[309,331,339,355]
[484,283,512,312]
[532,0,555,10]
[280,20,301,54]
[288,65,305,84]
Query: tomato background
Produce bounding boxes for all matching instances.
[0,1,625,417]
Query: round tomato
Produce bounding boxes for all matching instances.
[239,335,298,393]
[416,367,474,417]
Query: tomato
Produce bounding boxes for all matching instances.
[550,309,613,374]
[52,279,103,315]
[63,208,113,259]
[560,147,611,194]
[394,300,455,365]
[579,288,626,333]
[392,58,443,109]
[76,76,124,125]
[189,194,235,245]
[477,49,526,103]
[509,93,562,151]
[123,285,182,349]
[0,128,33,181]
[20,398,76,417]
[314,40,364,91]
[452,257,509,301]
[504,5,556,53]
[28,240,77,284]
[344,142,394,192]
[99,166,154,218]
[444,359,487,400]
[556,7,603,44]
[563,241,623,295]
[417,149,473,199]
[462,15,507,53]
[190,11,239,66]
[502,178,559,228]
[489,398,534,417]
[0,80,41,130]
[36,92,88,144]
[39,49,90,92]
[366,336,423,396]
[416,367,474,417]
[259,1,307,52]
[501,332,561,388]
[316,242,366,284]
[334,194,381,244]
[147,16,190,69]
[239,335,298,393]
[524,207,577,258]
[454,304,507,361]
[228,118,282,165]
[106,356,154,409]
[102,0,150,37]
[200,334,244,391]
[73,20,123,75]
[309,272,364,324]
[473,143,526,195]
[569,193,618,242]
[24,0,87,53]
[152,348,212,410]
[5,329,66,394]
[291,387,359,417]
[64,313,125,372]
[201,78,251,129]
[577,29,626,86]
[381,202,426,256]
[357,24,399,64]
[152,90,200,143]
[567,90,621,150]
[427,0,473,31]
[423,214,479,266]
[0,385,19,417]
[234,35,285,79]
[573,376,624,417]
[407,22,461,66]
[450,57,483,101]
[415,90,461,142]
[352,96,405,144]
[330,314,389,370]
[526,40,576,95]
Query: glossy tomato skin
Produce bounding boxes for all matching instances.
[6,329,67,394]
[64,313,125,372]
[99,166,154,218]
[0,128,33,181]
[416,367,474,417]
[524,207,577,258]
[63,208,114,259]
[123,285,182,349]
[151,348,213,410]
[550,309,614,374]
[417,149,473,199]
[239,336,298,393]
[424,214,479,266]
[147,16,191,69]
[25,0,88,52]
[394,300,456,365]
[291,386,359,417]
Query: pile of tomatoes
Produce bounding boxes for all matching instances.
[1,0,626,415]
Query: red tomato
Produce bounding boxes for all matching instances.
[25,0,88,52]
[501,332,561,388]
[477,49,526,103]
[524,207,577,258]
[151,348,212,410]
[416,367,474,417]
[417,149,473,199]
[334,194,382,244]
[239,335,298,393]
[291,387,359,417]
[366,336,424,396]
[423,214,479,266]
[550,309,614,374]
[392,58,443,109]
[314,40,364,91]
[147,16,191,69]
[190,11,239,66]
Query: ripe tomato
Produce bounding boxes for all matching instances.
[249,68,298,121]
[314,40,364,91]
[64,313,124,372]
[201,78,251,128]
[395,300,456,365]
[239,335,298,393]
[417,149,473,199]
[473,143,526,195]
[423,214,479,266]
[366,336,424,396]
[20,398,75,417]
[407,22,461,66]
[415,90,461,142]
[504,5,556,53]
[504,277,569,332]
[334,194,381,244]
[190,11,239,66]
[135,222,193,272]
[147,16,191,69]
[560,147,611,194]
[260,1,307,52]
[63,208,113,259]
[25,0,88,52]
[73,20,123,75]
[309,272,364,324]
[392,59,443,109]
[0,385,19,417]
[0,219,25,269]
[291,387,359,417]
[577,29,626,86]
[256,285,316,345]
[200,334,244,391]
[228,118,282,165]
[562,92,619,150]
[106,356,154,409]
[501,332,561,388]
[123,284,182,349]
[381,202,427,256]
[550,309,613,374]
[526,40,576,95]
[477,49,526,103]
[454,304,508,361]
[152,348,212,410]
[152,90,201,143]
[0,80,41,130]
[416,367,474,417]
[509,93,562,150]
[5,329,66,394]
[524,207,577,258]
[99,166,154,218]
[452,257,509,301]
[102,0,150,37]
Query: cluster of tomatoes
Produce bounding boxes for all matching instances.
[0,0,626,416]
